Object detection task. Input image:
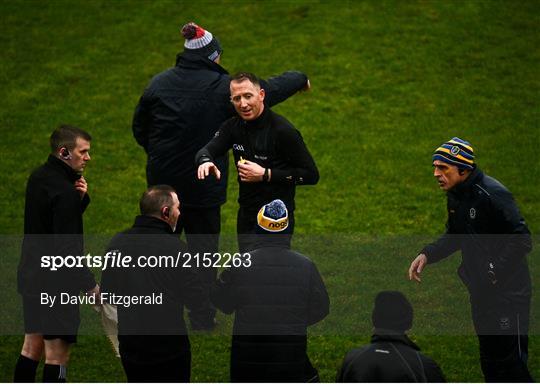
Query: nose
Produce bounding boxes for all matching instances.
[433,167,440,177]
[86,154,91,161]
[239,97,248,108]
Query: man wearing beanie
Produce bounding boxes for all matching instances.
[337,291,445,382]
[132,22,310,330]
[408,138,533,382]
[211,200,329,382]
[196,72,319,252]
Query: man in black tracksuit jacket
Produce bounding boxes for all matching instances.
[337,291,445,382]
[211,199,329,382]
[409,137,533,382]
[101,186,206,382]
[196,73,318,252]
[132,22,310,326]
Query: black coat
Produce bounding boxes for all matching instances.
[211,240,329,382]
[421,167,532,298]
[336,333,446,382]
[101,215,206,364]
[18,155,95,295]
[133,51,308,208]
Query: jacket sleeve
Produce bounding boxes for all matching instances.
[132,90,153,152]
[195,121,233,166]
[271,128,319,185]
[420,225,461,264]
[261,71,308,107]
[489,189,532,282]
[52,190,96,292]
[307,263,329,326]
[210,269,236,314]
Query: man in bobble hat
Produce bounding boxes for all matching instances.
[409,137,533,382]
[132,22,311,330]
[211,199,329,382]
[336,291,445,382]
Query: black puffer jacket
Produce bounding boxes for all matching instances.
[336,333,446,382]
[133,51,308,207]
[421,167,532,297]
[211,239,329,382]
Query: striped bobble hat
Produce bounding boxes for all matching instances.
[181,22,222,62]
[433,137,475,170]
[257,199,289,232]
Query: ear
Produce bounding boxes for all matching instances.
[162,206,170,219]
[259,87,265,101]
[60,147,72,160]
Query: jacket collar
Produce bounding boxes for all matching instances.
[243,105,271,130]
[175,51,228,75]
[371,331,420,351]
[449,166,484,198]
[132,215,174,233]
[46,154,81,183]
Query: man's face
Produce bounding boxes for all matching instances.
[433,160,463,191]
[167,193,181,232]
[230,79,265,121]
[66,137,91,173]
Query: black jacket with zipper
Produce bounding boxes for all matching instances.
[336,333,445,382]
[421,167,531,298]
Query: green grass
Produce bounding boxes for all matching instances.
[1,0,539,382]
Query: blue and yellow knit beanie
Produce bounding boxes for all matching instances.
[433,137,475,170]
[257,200,289,233]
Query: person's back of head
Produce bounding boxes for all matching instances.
[372,290,413,333]
[139,185,180,231]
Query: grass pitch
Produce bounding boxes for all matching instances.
[0,0,538,381]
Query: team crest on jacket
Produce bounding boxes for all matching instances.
[233,144,245,151]
[469,208,476,219]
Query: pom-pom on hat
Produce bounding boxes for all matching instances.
[181,22,222,62]
[372,291,413,332]
[433,137,475,170]
[257,200,289,233]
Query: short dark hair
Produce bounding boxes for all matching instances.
[231,72,261,87]
[139,185,177,216]
[50,124,92,153]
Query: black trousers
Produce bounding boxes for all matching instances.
[470,293,533,382]
[175,206,220,325]
[121,353,191,383]
[236,206,295,252]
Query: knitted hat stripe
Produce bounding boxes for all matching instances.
[436,147,474,163]
[447,138,473,152]
[440,143,474,159]
[433,153,475,169]
[257,208,289,232]
[184,31,214,50]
